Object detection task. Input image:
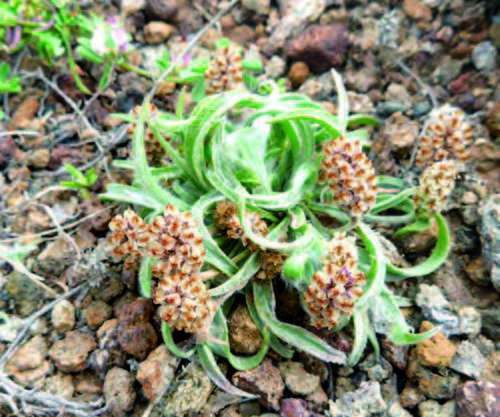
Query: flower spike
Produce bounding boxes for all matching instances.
[416,104,473,167]
[108,209,149,270]
[147,204,206,277]
[320,137,377,217]
[304,233,365,330]
[205,45,244,94]
[415,160,458,213]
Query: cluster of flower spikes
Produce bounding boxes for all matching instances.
[205,44,244,94]
[214,201,283,279]
[128,104,167,165]
[415,104,473,168]
[304,233,365,330]
[414,160,458,213]
[108,205,213,333]
[320,137,377,217]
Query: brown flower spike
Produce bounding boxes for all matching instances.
[416,104,473,167]
[109,205,213,333]
[257,251,286,280]
[304,234,365,330]
[205,45,244,95]
[415,160,458,213]
[147,204,206,277]
[214,201,268,251]
[128,104,167,165]
[108,209,150,270]
[321,137,377,217]
[154,272,213,333]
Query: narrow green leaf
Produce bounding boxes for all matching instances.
[307,202,351,226]
[369,188,416,215]
[354,223,386,308]
[269,109,343,139]
[208,310,270,371]
[138,256,153,298]
[393,217,431,239]
[100,183,164,210]
[239,202,313,252]
[197,344,257,398]
[191,192,238,276]
[132,104,188,210]
[98,60,114,91]
[209,253,260,297]
[245,290,294,358]
[387,213,450,278]
[161,322,195,359]
[379,288,439,345]
[64,163,86,183]
[331,69,348,134]
[253,281,346,364]
[348,309,369,366]
[347,114,380,127]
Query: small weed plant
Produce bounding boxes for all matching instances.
[102,70,457,396]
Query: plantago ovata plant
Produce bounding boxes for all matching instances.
[102,70,455,396]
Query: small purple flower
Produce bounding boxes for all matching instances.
[182,53,192,67]
[91,16,129,56]
[5,26,22,49]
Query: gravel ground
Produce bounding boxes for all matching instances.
[0,1,498,416]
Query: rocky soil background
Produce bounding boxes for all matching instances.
[0,0,499,416]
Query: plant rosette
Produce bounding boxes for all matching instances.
[102,70,453,395]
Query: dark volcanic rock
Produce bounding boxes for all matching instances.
[286,24,349,73]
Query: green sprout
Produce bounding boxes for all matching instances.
[0,62,21,93]
[60,163,98,199]
[101,71,452,395]
[0,1,151,95]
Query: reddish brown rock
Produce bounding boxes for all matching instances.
[286,24,349,73]
[486,102,500,138]
[0,136,22,166]
[227,25,256,45]
[403,0,432,22]
[84,300,112,329]
[104,367,136,417]
[8,96,39,130]
[8,361,51,386]
[74,371,103,395]
[415,321,456,368]
[137,345,177,400]
[44,373,74,399]
[144,21,174,44]
[288,62,311,88]
[117,298,158,360]
[5,336,50,386]
[232,359,284,410]
[49,331,96,372]
[6,335,47,372]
